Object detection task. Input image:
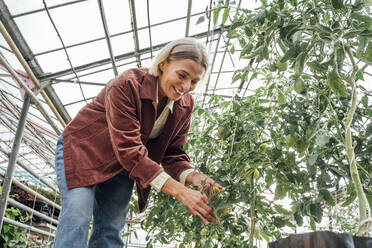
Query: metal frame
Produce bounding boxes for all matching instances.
[0,1,71,124]
[97,0,118,76]
[0,94,31,230]
[128,0,141,68]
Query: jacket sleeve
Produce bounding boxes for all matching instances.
[105,81,163,188]
[161,113,194,181]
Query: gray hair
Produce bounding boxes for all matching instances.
[149,37,209,78]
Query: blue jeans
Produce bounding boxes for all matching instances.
[53,135,134,248]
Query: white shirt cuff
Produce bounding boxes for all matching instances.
[150,172,171,192]
[179,169,195,185]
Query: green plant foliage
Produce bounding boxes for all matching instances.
[142,0,372,245]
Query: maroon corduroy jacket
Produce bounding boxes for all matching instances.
[62,68,193,212]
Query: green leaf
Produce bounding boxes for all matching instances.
[273,217,286,228]
[316,134,329,147]
[274,205,292,215]
[351,12,372,28]
[308,153,317,166]
[366,123,372,137]
[359,30,372,38]
[310,216,316,230]
[364,41,372,62]
[196,16,205,25]
[295,51,307,77]
[278,92,285,105]
[294,209,303,226]
[362,95,368,108]
[327,70,347,98]
[230,20,244,31]
[213,7,222,26]
[255,10,266,25]
[222,7,230,25]
[244,26,253,37]
[230,45,235,54]
[310,203,323,223]
[258,229,270,242]
[280,24,300,41]
[343,30,362,39]
[319,189,336,206]
[331,0,344,9]
[315,24,333,35]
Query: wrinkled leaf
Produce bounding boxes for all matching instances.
[327,70,347,98]
[316,134,330,147]
[319,189,336,206]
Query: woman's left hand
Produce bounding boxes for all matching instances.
[185,172,222,193]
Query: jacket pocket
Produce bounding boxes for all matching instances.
[73,128,116,169]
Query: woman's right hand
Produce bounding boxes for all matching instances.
[161,178,215,225]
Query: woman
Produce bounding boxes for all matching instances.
[54,37,221,248]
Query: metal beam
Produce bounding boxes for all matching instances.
[12,0,88,18]
[33,10,209,57]
[202,32,222,107]
[3,217,55,238]
[0,50,61,135]
[39,26,228,81]
[185,0,193,37]
[0,94,31,230]
[146,0,153,59]
[7,198,58,225]
[97,0,118,76]
[0,1,71,124]
[128,0,141,68]
[0,146,58,192]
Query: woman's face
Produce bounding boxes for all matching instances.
[158,59,205,101]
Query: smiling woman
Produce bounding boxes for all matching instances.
[53,37,221,248]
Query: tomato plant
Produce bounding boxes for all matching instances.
[141,0,371,246]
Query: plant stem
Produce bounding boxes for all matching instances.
[249,175,256,248]
[344,45,371,236]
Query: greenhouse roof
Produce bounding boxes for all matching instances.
[0,0,258,185]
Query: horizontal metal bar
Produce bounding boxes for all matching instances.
[64,96,95,107]
[0,146,59,193]
[52,79,106,86]
[3,217,55,237]
[0,167,60,211]
[7,198,58,225]
[64,56,151,80]
[0,50,62,134]
[12,0,88,18]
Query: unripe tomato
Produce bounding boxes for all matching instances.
[275,58,288,72]
[259,143,268,153]
[253,169,260,179]
[285,134,296,147]
[294,78,305,94]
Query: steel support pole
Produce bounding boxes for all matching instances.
[128,0,141,68]
[185,0,193,37]
[0,94,31,230]
[97,0,118,76]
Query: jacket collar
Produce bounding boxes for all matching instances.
[140,69,191,107]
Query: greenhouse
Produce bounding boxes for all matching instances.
[0,0,371,247]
